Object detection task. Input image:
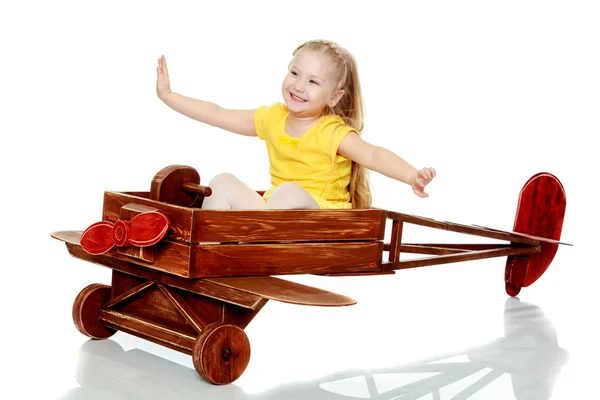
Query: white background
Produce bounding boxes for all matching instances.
[2,1,598,399]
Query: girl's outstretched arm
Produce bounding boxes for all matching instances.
[156,55,257,137]
[338,132,436,198]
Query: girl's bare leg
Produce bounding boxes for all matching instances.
[265,182,320,209]
[201,172,266,210]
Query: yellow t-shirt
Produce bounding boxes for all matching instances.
[254,102,355,209]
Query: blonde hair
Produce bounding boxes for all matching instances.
[292,39,372,209]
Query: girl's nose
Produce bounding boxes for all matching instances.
[293,80,305,92]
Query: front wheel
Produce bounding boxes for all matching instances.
[192,323,251,385]
[72,284,116,339]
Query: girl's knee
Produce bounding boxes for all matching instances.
[209,172,239,187]
[267,182,319,209]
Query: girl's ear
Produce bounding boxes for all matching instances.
[329,90,345,108]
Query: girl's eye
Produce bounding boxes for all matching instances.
[309,80,319,86]
[291,71,298,76]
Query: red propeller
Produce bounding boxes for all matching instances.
[80,212,171,255]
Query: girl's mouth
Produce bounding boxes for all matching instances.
[290,93,307,102]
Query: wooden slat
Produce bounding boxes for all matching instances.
[223,300,269,329]
[472,224,572,245]
[398,245,469,255]
[62,241,264,309]
[399,243,510,250]
[383,244,509,255]
[320,271,396,277]
[54,230,383,283]
[106,242,192,278]
[387,211,540,245]
[103,192,387,244]
[193,242,383,278]
[104,281,154,309]
[382,245,541,271]
[388,220,403,262]
[157,284,208,333]
[193,208,386,243]
[99,309,196,354]
[103,191,195,243]
[206,276,357,306]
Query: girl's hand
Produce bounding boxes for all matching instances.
[156,55,172,101]
[411,167,436,198]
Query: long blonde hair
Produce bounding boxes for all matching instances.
[292,39,372,209]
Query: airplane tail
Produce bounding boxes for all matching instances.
[504,173,567,296]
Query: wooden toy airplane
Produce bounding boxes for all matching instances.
[51,165,569,385]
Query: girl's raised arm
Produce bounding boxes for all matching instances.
[338,132,436,198]
[156,55,257,137]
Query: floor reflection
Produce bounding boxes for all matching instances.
[59,297,568,399]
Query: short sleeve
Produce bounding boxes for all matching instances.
[254,105,269,140]
[326,117,356,160]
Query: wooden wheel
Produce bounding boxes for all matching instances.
[72,284,116,339]
[504,256,527,296]
[193,324,251,385]
[505,282,522,297]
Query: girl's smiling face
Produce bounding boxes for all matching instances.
[282,50,344,118]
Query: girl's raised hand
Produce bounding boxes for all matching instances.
[411,167,436,198]
[156,55,172,100]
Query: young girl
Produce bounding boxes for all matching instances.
[156,39,436,210]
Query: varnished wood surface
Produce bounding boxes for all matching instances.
[53,230,383,279]
[103,192,196,243]
[55,235,264,309]
[382,245,540,271]
[53,231,357,307]
[99,308,197,354]
[388,220,403,262]
[193,324,251,385]
[472,225,571,245]
[507,172,567,287]
[103,192,386,243]
[72,284,116,339]
[387,211,541,245]
[193,208,387,243]
[206,276,357,306]
[384,243,509,255]
[192,242,382,278]
[150,165,200,207]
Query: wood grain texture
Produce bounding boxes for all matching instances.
[506,173,567,288]
[55,231,382,279]
[387,211,541,245]
[117,203,160,262]
[157,284,208,334]
[57,233,356,308]
[72,284,116,339]
[150,165,200,207]
[99,309,197,354]
[388,220,403,262]
[193,208,386,243]
[103,192,387,245]
[192,324,251,385]
[59,239,264,309]
[383,243,509,255]
[193,242,383,278]
[382,245,540,271]
[103,191,196,243]
[206,276,357,306]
